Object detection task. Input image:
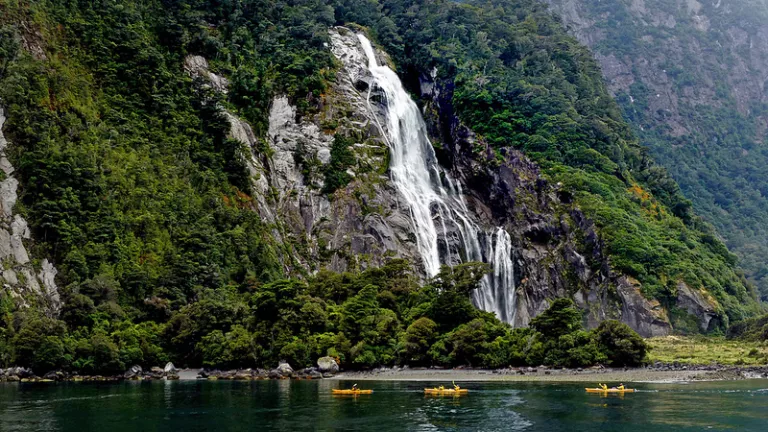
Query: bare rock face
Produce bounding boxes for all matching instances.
[183,55,230,93]
[0,106,60,314]
[615,277,672,337]
[183,28,422,274]
[676,281,720,332]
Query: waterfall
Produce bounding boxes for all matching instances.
[357,35,517,324]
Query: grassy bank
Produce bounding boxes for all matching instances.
[647,336,768,366]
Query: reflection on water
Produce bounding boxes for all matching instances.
[0,380,766,431]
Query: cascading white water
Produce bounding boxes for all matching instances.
[357,35,517,324]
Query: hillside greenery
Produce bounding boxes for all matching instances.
[546,0,768,300]
[1,260,646,373]
[366,0,760,322]
[0,0,759,373]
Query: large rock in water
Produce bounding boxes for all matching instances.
[163,362,177,374]
[317,357,339,373]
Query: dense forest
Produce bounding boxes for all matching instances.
[0,0,760,373]
[545,0,768,299]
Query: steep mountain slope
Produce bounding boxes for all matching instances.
[0,0,760,372]
[544,0,768,298]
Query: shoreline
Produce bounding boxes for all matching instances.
[330,365,768,383]
[4,363,768,384]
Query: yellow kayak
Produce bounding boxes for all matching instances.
[585,388,635,393]
[424,388,469,395]
[332,389,373,395]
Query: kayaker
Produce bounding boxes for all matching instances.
[453,381,460,391]
[352,383,358,391]
[599,383,608,390]
[439,385,445,391]
[618,383,625,390]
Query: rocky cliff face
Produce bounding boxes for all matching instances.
[544,0,768,298]
[0,107,59,315]
[418,77,674,336]
[184,28,423,276]
[185,27,687,336]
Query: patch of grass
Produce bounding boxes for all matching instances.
[647,336,768,366]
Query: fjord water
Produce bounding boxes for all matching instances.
[1,380,767,431]
[357,35,516,323]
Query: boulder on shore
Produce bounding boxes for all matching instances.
[164,362,177,374]
[124,365,143,379]
[276,361,294,377]
[317,356,339,374]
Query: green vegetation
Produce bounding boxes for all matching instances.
[0,260,646,373]
[727,313,768,341]
[647,335,768,366]
[368,0,759,323]
[546,0,768,299]
[0,0,757,373]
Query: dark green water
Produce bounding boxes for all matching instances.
[1,379,767,431]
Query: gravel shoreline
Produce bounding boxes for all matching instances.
[330,364,768,383]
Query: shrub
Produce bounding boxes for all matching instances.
[402,317,438,365]
[530,298,583,339]
[12,316,69,373]
[593,320,648,366]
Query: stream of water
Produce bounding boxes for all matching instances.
[357,35,516,323]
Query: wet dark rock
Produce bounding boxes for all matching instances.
[124,365,143,379]
[419,73,677,336]
[43,370,66,381]
[234,370,254,380]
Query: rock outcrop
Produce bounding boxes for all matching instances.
[275,361,294,377]
[676,281,720,332]
[184,28,423,275]
[182,27,684,336]
[0,106,60,315]
[317,356,340,373]
[418,75,674,336]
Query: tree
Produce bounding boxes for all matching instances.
[593,320,647,366]
[402,317,437,365]
[530,298,583,339]
[12,316,68,373]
